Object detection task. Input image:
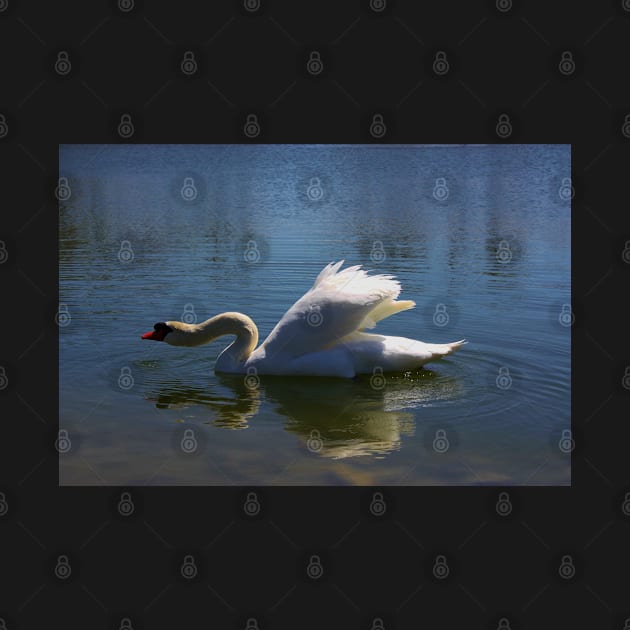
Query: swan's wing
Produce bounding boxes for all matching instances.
[258,261,415,359]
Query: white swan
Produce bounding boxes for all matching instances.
[141,261,466,378]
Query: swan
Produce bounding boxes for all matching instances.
[141,261,466,378]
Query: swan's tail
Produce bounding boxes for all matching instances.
[426,339,468,357]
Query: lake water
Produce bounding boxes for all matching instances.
[59,144,571,485]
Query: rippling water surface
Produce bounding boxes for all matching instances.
[59,144,571,485]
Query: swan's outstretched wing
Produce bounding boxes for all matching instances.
[258,261,415,359]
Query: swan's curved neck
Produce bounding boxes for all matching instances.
[166,312,258,364]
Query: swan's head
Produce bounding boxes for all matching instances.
[141,322,173,342]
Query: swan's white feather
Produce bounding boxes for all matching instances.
[255,260,414,360]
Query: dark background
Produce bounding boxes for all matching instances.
[1,0,629,628]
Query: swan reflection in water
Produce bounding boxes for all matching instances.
[145,369,463,460]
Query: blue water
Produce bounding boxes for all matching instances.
[59,144,571,485]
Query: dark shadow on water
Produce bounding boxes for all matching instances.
[143,367,464,460]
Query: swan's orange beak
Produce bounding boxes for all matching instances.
[141,330,159,340]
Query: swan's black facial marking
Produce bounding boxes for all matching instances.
[153,322,173,340]
[141,322,173,341]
